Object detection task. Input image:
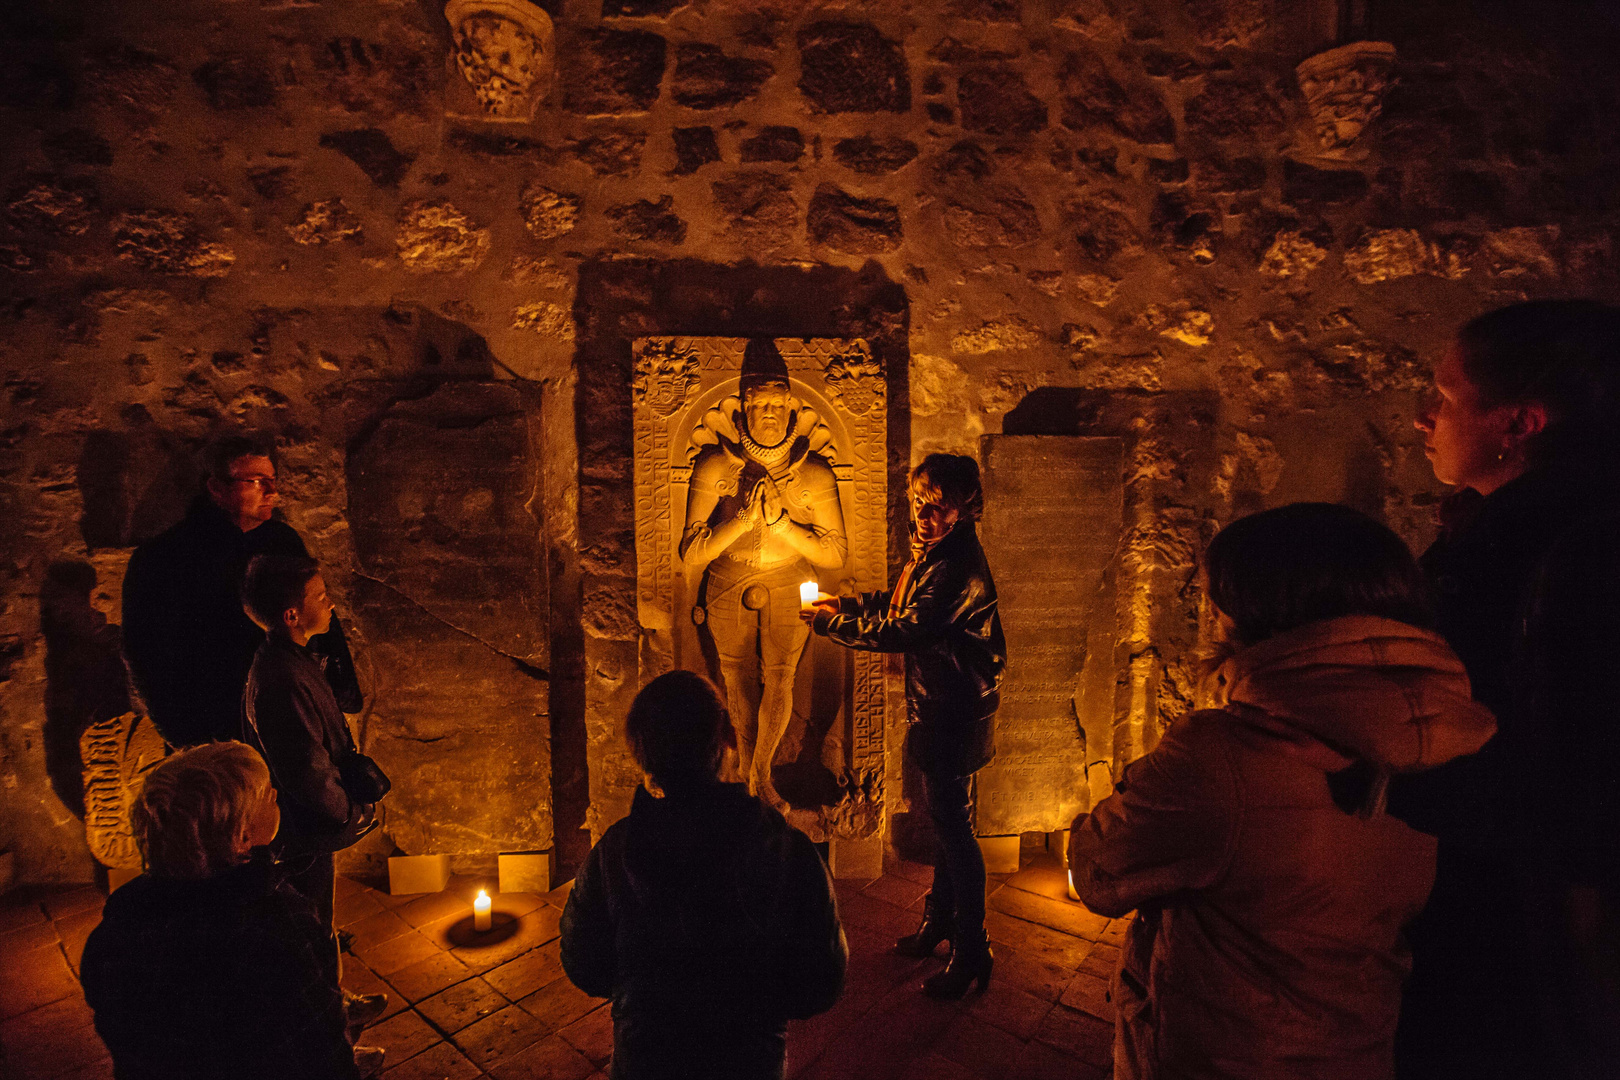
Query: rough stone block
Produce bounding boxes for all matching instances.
[606,196,687,244]
[319,129,413,188]
[389,854,452,895]
[671,44,772,109]
[498,851,554,895]
[958,67,1048,137]
[712,172,799,250]
[978,835,1020,875]
[670,126,721,175]
[828,835,883,879]
[563,29,666,115]
[807,184,901,254]
[740,126,804,163]
[832,136,918,174]
[797,23,910,114]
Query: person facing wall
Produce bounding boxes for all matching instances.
[121,432,361,749]
[79,741,377,1080]
[559,669,847,1080]
[1070,503,1496,1080]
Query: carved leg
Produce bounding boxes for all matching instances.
[753,598,812,810]
[706,596,762,785]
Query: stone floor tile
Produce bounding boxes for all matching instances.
[485,1033,596,1080]
[833,888,918,942]
[557,1002,614,1066]
[1058,970,1114,1023]
[989,946,1076,1003]
[492,891,545,919]
[399,888,477,930]
[542,879,574,910]
[1032,1004,1113,1070]
[896,1052,979,1080]
[0,995,107,1078]
[865,873,929,911]
[336,888,386,928]
[1001,857,1071,902]
[436,905,561,973]
[1009,1037,1110,1080]
[934,1009,1025,1080]
[517,975,601,1037]
[883,859,936,886]
[986,884,1109,941]
[41,886,104,922]
[0,916,62,954]
[963,978,1054,1040]
[1101,917,1130,947]
[380,1038,483,1080]
[417,976,509,1035]
[348,908,416,951]
[0,943,80,1020]
[452,1003,547,1069]
[1076,941,1119,981]
[800,983,961,1080]
[343,958,412,1023]
[335,872,366,899]
[388,950,473,1003]
[55,909,102,974]
[366,1008,443,1065]
[984,910,1094,971]
[357,930,443,977]
[0,896,49,935]
[483,940,564,1001]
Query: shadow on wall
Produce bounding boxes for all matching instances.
[77,412,196,550]
[40,560,131,817]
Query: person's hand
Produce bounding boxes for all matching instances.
[800,595,839,623]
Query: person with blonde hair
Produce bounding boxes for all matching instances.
[80,741,381,1079]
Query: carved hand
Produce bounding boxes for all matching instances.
[758,477,787,525]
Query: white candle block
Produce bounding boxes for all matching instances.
[473,889,492,932]
[799,581,818,606]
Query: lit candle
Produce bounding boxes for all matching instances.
[800,581,818,607]
[474,889,491,932]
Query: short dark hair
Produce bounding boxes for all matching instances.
[624,671,730,788]
[1457,300,1620,467]
[909,453,984,522]
[203,432,277,482]
[1205,503,1433,648]
[241,554,319,630]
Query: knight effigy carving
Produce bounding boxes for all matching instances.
[631,335,889,840]
[679,341,849,811]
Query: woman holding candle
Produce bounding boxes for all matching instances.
[805,452,1006,999]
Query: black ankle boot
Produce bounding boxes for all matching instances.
[894,893,955,958]
[922,929,992,999]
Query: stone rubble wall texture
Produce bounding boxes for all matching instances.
[0,0,1617,880]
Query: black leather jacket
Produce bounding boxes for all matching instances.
[812,521,1006,776]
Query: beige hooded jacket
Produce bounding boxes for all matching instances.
[1070,616,1497,1080]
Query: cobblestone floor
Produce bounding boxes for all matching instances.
[0,851,1125,1080]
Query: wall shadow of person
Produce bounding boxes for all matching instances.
[41,560,132,817]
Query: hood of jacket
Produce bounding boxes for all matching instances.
[1216,615,1496,774]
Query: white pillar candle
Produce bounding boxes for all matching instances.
[474,889,491,931]
[800,581,818,607]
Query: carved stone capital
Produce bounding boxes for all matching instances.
[1295,41,1397,157]
[823,344,885,416]
[445,0,556,123]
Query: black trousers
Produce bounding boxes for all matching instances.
[283,851,336,930]
[920,771,986,936]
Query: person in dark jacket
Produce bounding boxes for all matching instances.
[1071,504,1496,1080]
[80,741,381,1080]
[122,433,361,748]
[805,453,1006,999]
[240,554,377,933]
[560,670,847,1080]
[1393,299,1620,1079]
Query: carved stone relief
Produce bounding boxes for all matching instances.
[631,337,888,840]
[445,0,556,123]
[80,712,166,870]
[1295,41,1398,157]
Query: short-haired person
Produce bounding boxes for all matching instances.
[79,742,382,1079]
[1069,504,1496,1080]
[1396,300,1620,1077]
[122,432,361,747]
[240,554,378,935]
[559,670,847,1080]
[805,453,1006,999]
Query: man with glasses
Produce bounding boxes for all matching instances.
[123,434,361,748]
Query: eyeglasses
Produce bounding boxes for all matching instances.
[229,476,277,491]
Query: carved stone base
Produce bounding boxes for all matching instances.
[828,834,884,880]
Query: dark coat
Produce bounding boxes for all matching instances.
[1072,617,1495,1080]
[242,634,364,856]
[811,521,1006,776]
[1389,467,1620,1078]
[559,782,847,1080]
[122,494,361,748]
[79,852,359,1080]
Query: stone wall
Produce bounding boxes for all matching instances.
[1,0,1617,881]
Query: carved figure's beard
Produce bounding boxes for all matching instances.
[740,421,793,467]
